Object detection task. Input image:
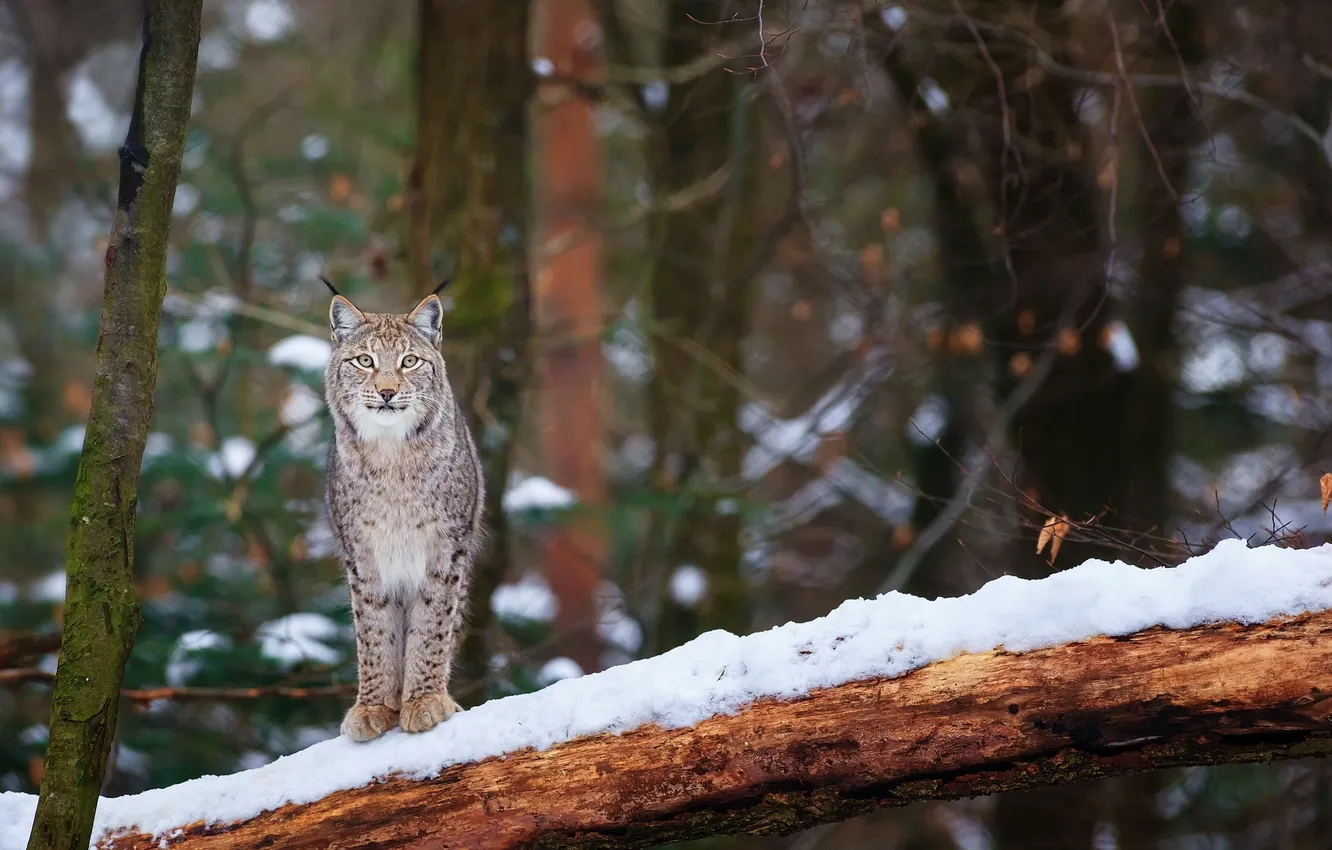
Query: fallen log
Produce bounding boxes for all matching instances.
[94,608,1332,849]
[3,541,1328,850]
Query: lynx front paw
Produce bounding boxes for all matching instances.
[400,692,462,734]
[342,703,399,742]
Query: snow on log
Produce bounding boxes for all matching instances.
[5,541,1332,849]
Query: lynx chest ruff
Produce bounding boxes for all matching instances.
[331,433,469,597]
[355,495,437,596]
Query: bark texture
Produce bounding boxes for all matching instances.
[530,0,608,673]
[407,0,532,699]
[642,1,761,651]
[95,610,1332,850]
[24,3,201,849]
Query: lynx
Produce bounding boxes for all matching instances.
[322,285,484,742]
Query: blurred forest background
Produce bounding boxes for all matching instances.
[2,0,1332,847]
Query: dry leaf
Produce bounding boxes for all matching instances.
[329,174,353,203]
[891,523,916,551]
[178,561,202,584]
[246,539,270,569]
[1036,515,1055,556]
[949,323,983,354]
[1321,473,1332,514]
[859,244,884,281]
[1017,310,1036,336]
[137,576,173,601]
[0,429,35,478]
[1048,515,1069,563]
[189,421,216,449]
[1036,514,1070,564]
[62,382,92,418]
[1096,157,1116,190]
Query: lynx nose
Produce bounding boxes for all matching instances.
[378,388,397,404]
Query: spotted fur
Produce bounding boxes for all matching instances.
[323,292,484,742]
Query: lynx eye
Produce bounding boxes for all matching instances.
[401,354,421,369]
[354,354,374,369]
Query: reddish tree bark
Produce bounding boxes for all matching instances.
[530,0,608,673]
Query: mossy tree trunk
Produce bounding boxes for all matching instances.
[24,3,200,849]
[407,0,532,701]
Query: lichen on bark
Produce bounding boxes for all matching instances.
[24,3,201,849]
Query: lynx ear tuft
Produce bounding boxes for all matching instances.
[407,294,444,343]
[330,295,365,342]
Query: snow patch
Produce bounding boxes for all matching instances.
[1103,320,1140,372]
[906,395,948,446]
[537,657,583,685]
[670,565,708,606]
[490,574,557,623]
[4,541,1332,847]
[207,436,257,480]
[66,71,128,152]
[257,613,343,670]
[143,432,175,465]
[740,356,885,480]
[280,383,324,427]
[244,0,294,42]
[269,335,332,371]
[166,630,231,687]
[300,134,329,161]
[503,475,576,512]
[28,571,65,603]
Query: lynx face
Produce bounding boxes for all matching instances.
[324,294,448,441]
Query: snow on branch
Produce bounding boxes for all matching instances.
[5,541,1332,849]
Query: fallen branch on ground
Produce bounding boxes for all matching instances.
[0,632,60,667]
[0,668,355,703]
[3,541,1330,850]
[92,612,1332,848]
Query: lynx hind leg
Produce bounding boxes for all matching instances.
[341,703,399,742]
[400,692,462,734]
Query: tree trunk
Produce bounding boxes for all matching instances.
[1122,0,1207,540]
[87,610,1332,850]
[529,0,607,674]
[871,2,1151,845]
[408,0,533,701]
[23,4,201,849]
[642,2,760,651]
